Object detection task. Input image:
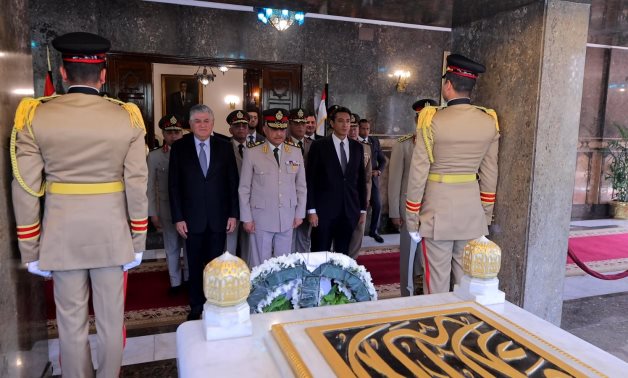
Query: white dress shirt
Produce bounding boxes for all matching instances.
[331,133,350,165]
[268,141,283,163]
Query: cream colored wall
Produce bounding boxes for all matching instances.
[152,63,244,142]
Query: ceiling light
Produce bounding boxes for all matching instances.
[256,8,305,31]
[194,66,216,86]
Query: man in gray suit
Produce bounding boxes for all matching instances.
[148,114,188,295]
[239,108,307,267]
[288,108,313,253]
[226,110,253,261]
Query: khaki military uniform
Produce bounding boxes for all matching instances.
[239,141,307,267]
[226,139,253,260]
[290,136,313,252]
[405,103,499,294]
[388,134,422,296]
[12,92,148,378]
[147,145,188,287]
[348,142,373,259]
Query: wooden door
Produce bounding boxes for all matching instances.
[104,55,155,148]
[262,67,302,112]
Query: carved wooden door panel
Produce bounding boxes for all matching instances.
[104,55,154,148]
[262,67,301,112]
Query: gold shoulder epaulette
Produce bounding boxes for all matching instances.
[285,140,297,147]
[102,96,146,134]
[247,140,264,148]
[474,106,499,132]
[10,95,60,198]
[397,133,414,143]
[416,105,443,164]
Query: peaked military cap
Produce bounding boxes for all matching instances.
[288,108,308,123]
[52,32,111,64]
[226,110,250,125]
[350,113,360,126]
[158,114,183,131]
[412,99,438,112]
[444,54,485,79]
[262,108,289,129]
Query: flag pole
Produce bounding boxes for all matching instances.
[46,45,52,71]
[324,65,329,136]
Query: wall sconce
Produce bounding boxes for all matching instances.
[218,66,229,74]
[393,70,411,92]
[256,8,305,31]
[225,95,240,109]
[195,66,217,86]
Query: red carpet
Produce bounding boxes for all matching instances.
[357,251,400,285]
[45,270,188,320]
[567,233,628,264]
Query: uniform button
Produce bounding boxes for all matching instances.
[279,194,282,197]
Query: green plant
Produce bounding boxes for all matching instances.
[605,124,628,202]
[320,284,352,306]
[262,295,293,312]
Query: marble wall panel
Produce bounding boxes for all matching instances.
[579,47,609,139]
[452,0,589,324]
[0,0,50,376]
[29,0,450,136]
[604,48,628,138]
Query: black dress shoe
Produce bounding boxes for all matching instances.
[168,285,181,296]
[187,308,202,321]
[369,232,384,243]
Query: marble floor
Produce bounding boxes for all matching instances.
[49,220,628,375]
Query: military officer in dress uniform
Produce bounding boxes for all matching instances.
[11,32,148,378]
[288,107,313,253]
[148,115,188,295]
[388,99,437,296]
[405,54,499,294]
[239,108,307,267]
[225,110,253,261]
[347,113,373,258]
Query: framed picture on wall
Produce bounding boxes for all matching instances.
[161,74,203,128]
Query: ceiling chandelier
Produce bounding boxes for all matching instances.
[257,8,305,31]
[195,66,217,86]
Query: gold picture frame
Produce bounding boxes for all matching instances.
[161,74,203,126]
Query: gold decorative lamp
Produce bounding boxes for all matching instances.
[201,251,253,341]
[453,236,505,305]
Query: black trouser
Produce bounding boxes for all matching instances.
[185,229,226,312]
[311,214,354,255]
[369,177,382,234]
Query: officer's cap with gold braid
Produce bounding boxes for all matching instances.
[443,54,485,80]
[412,99,438,113]
[288,108,308,123]
[52,32,111,64]
[226,110,250,125]
[262,108,289,129]
[350,113,360,126]
[159,114,183,131]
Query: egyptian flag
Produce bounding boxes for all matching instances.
[316,83,327,136]
[44,45,56,96]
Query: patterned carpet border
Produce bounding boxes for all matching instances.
[565,258,628,277]
[569,227,628,238]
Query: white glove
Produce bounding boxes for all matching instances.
[122,252,143,271]
[27,260,52,278]
[409,231,422,243]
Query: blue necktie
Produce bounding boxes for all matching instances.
[199,142,208,177]
[340,141,347,174]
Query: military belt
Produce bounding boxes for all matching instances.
[47,181,125,195]
[427,173,477,184]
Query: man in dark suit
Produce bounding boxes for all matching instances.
[169,104,239,320]
[358,118,387,243]
[306,107,367,254]
[246,106,265,146]
[305,114,322,140]
[169,81,196,126]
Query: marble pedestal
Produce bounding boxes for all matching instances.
[202,301,252,341]
[453,275,505,305]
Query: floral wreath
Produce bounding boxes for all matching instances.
[247,252,377,313]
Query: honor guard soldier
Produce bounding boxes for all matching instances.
[11,32,148,377]
[239,109,307,266]
[148,115,188,295]
[388,99,437,296]
[225,109,253,260]
[405,54,499,294]
[347,113,373,258]
[288,107,314,253]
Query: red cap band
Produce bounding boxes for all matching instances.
[446,65,478,79]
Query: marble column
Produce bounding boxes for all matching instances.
[452,0,590,324]
[0,0,50,376]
